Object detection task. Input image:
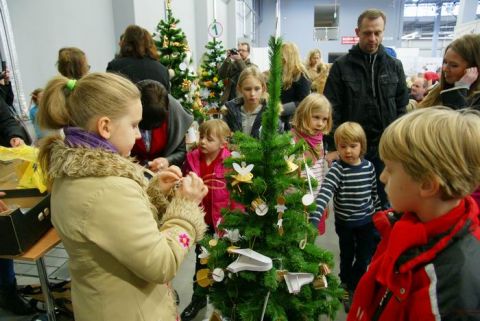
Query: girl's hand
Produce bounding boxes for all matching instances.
[156,166,183,194]
[148,157,169,172]
[457,67,478,87]
[176,172,208,204]
[325,151,339,167]
[10,137,25,147]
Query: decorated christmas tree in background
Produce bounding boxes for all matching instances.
[197,37,343,321]
[154,0,205,120]
[198,35,226,115]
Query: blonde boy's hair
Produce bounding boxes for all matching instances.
[236,66,268,101]
[379,107,480,200]
[199,119,231,142]
[334,122,367,157]
[291,93,332,135]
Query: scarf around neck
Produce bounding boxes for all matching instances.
[64,127,118,153]
[293,129,324,161]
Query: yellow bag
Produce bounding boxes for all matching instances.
[0,145,47,193]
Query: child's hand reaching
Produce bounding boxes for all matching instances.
[456,67,478,88]
[156,166,183,194]
[148,157,169,172]
[325,151,339,167]
[176,172,208,204]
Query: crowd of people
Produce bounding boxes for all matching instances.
[1,6,480,321]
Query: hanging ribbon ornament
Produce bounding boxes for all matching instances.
[251,197,269,216]
[275,196,287,236]
[313,263,331,290]
[196,268,226,288]
[301,158,315,206]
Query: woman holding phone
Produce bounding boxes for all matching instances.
[419,34,480,110]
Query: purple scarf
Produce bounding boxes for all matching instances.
[64,127,117,153]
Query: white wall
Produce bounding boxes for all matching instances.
[5,0,245,108]
[258,0,403,61]
[133,0,165,33]
[7,0,116,105]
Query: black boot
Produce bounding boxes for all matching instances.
[180,296,207,321]
[0,279,35,315]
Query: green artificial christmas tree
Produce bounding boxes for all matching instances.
[154,0,205,120]
[198,37,343,321]
[198,35,226,116]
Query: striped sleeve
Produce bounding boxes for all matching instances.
[310,163,342,227]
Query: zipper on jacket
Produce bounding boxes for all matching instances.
[370,54,377,98]
[372,288,392,321]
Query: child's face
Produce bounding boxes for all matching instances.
[238,76,264,109]
[309,109,329,134]
[337,140,362,165]
[380,159,422,214]
[108,98,142,157]
[199,132,225,157]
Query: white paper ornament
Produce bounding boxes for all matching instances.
[231,151,242,158]
[200,88,211,99]
[212,268,225,282]
[179,62,187,71]
[302,193,315,206]
[302,162,316,206]
[223,229,242,243]
[226,248,273,273]
[284,272,314,294]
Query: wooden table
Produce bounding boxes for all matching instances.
[1,228,61,321]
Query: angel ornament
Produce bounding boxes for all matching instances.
[231,162,254,192]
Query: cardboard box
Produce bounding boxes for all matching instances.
[0,161,52,255]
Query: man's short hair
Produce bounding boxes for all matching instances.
[238,42,251,53]
[357,9,386,28]
[379,107,480,200]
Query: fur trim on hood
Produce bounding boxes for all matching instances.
[46,137,148,189]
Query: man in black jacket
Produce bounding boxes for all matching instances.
[0,98,34,316]
[324,8,408,209]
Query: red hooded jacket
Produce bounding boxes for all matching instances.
[348,196,480,321]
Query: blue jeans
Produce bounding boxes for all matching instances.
[0,259,15,287]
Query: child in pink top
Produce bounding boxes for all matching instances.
[181,119,236,320]
[291,93,333,234]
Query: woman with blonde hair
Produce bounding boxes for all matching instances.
[281,42,311,129]
[305,49,322,80]
[305,49,331,93]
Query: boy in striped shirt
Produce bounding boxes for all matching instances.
[310,122,381,311]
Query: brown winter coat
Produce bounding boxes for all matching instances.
[45,138,206,321]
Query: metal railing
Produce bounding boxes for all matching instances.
[313,27,339,41]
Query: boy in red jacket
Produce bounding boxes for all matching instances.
[348,107,480,321]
